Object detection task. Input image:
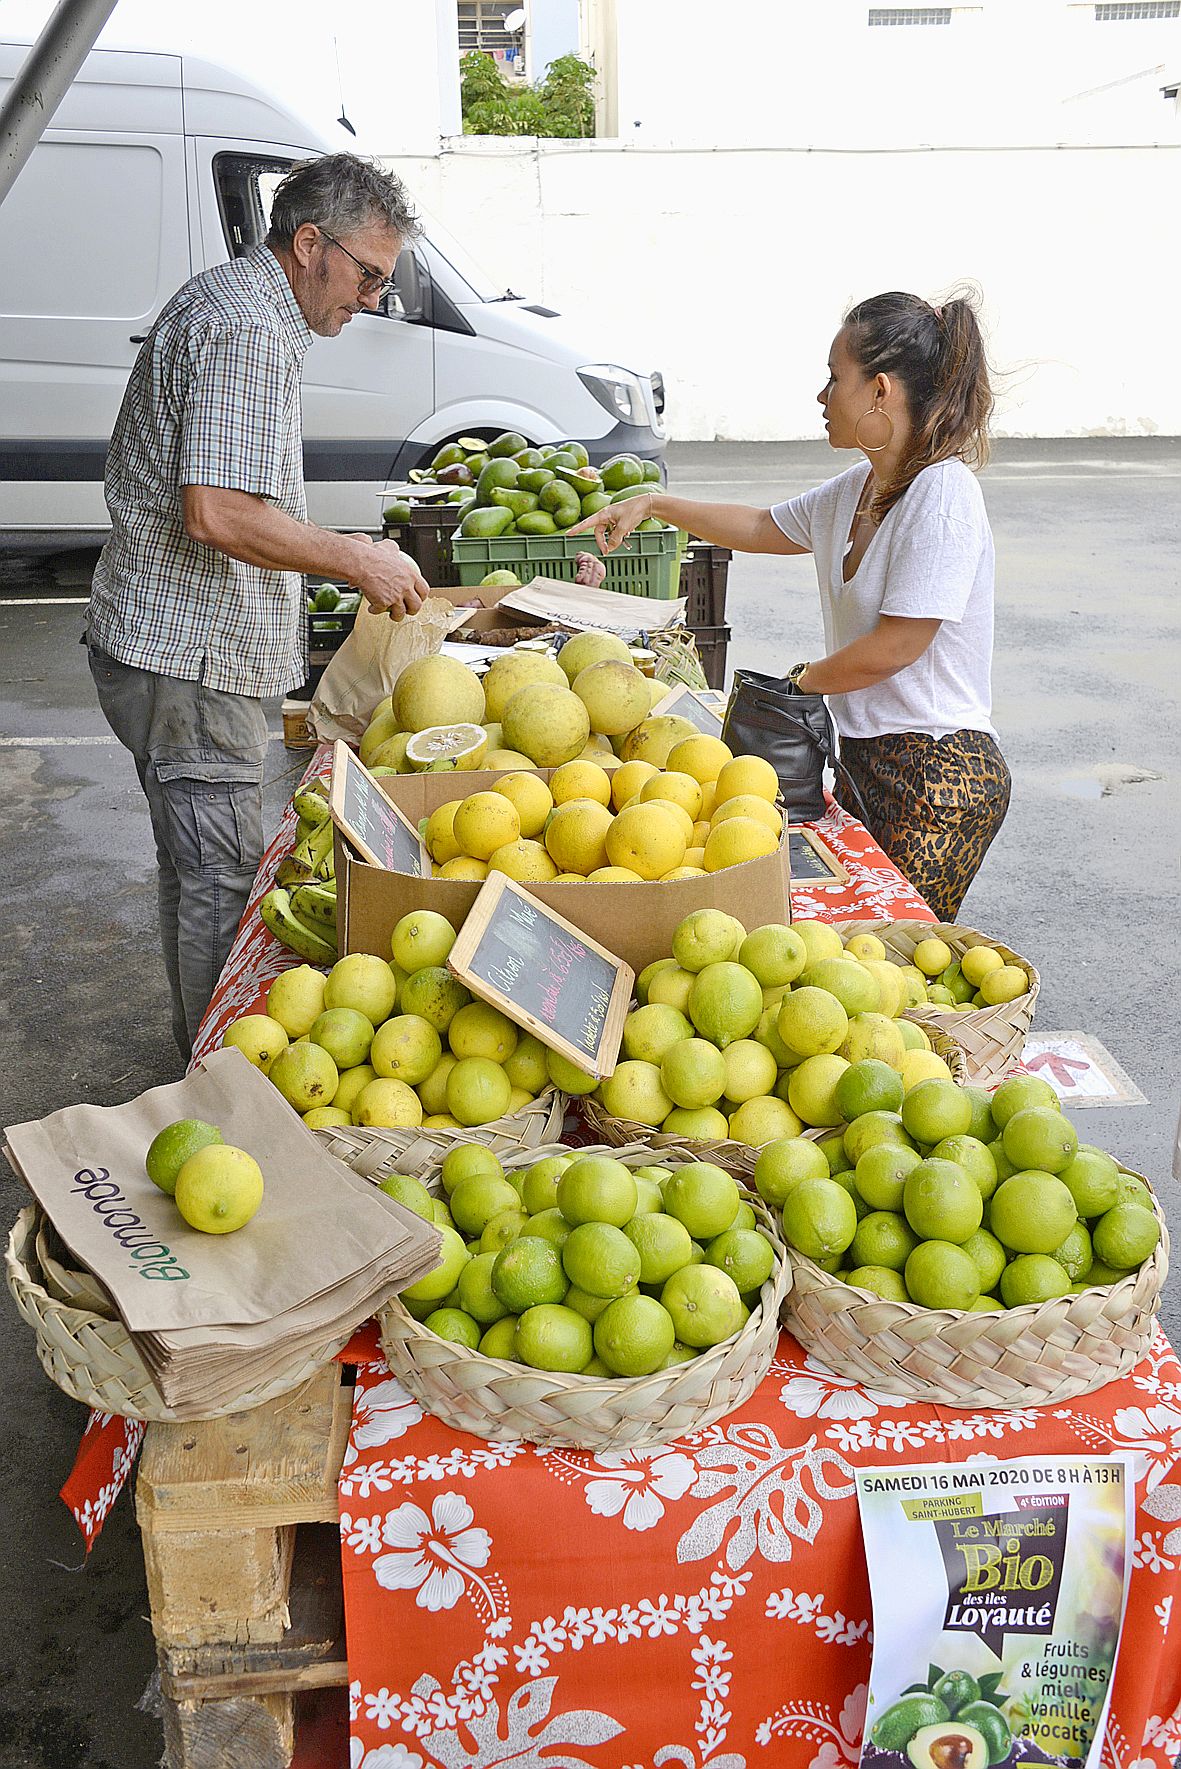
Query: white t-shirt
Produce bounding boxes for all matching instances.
[770,458,997,742]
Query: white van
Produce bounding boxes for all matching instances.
[0,42,666,545]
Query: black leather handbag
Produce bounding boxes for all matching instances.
[721,668,837,822]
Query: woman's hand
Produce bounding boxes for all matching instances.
[573,551,607,588]
[568,494,653,554]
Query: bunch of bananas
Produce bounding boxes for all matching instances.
[260,780,339,964]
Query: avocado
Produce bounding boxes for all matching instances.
[871,1696,951,1752]
[456,435,487,453]
[311,584,340,612]
[555,464,603,494]
[558,440,590,467]
[580,491,612,517]
[611,483,650,503]
[544,450,579,470]
[636,516,667,531]
[513,447,545,469]
[517,511,558,535]
[907,1720,988,1769]
[475,459,520,503]
[601,453,644,491]
[641,459,662,482]
[447,487,470,502]
[479,570,522,588]
[382,500,413,526]
[437,462,474,487]
[459,505,514,538]
[450,497,476,521]
[430,441,466,471]
[489,487,541,518]
[517,467,556,494]
[539,480,580,516]
[487,430,529,458]
[932,1672,980,1717]
[463,452,489,476]
[953,1705,1012,1766]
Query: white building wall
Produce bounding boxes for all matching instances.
[388,136,1181,438]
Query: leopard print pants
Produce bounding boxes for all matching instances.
[835,728,1011,922]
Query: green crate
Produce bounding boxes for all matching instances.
[450,527,682,598]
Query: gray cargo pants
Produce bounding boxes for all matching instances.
[86,640,268,1060]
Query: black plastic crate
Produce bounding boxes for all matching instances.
[691,624,731,690]
[382,504,462,587]
[681,542,731,629]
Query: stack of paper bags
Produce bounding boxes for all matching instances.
[4,1048,441,1417]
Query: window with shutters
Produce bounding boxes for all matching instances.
[457,1,525,70]
[1093,1,1178,17]
[868,7,953,23]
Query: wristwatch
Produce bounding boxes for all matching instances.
[785,661,811,694]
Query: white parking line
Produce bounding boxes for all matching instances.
[0,596,91,606]
[0,733,290,747]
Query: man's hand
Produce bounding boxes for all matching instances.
[348,538,429,620]
[574,551,607,588]
[568,494,653,554]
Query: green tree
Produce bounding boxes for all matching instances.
[460,49,596,138]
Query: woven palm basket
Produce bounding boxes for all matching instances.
[379,1139,790,1449]
[312,1085,565,1184]
[582,1025,967,1179]
[837,919,1040,1087]
[783,1168,1168,1408]
[6,1207,351,1422]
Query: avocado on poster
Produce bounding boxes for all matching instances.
[855,1456,1134,1769]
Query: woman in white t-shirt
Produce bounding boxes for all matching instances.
[571,289,1010,920]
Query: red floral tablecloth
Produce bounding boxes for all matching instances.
[338,1322,1181,1769]
[55,759,931,1542]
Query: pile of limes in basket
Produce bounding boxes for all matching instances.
[387,1146,778,1377]
[590,911,959,1147]
[752,1067,1160,1310]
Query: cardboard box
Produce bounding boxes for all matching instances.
[337,766,792,975]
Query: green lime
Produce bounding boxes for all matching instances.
[660,1263,745,1347]
[526,1208,572,1250]
[989,1172,1077,1254]
[593,1294,676,1375]
[378,1172,436,1220]
[904,1241,981,1309]
[1116,1172,1157,1212]
[902,1158,984,1244]
[1092,1201,1160,1269]
[849,1211,920,1272]
[961,1085,997,1143]
[1056,1146,1120,1217]
[662,1164,741,1238]
[817,1130,854,1175]
[441,1143,504,1195]
[845,1265,910,1301]
[929,1135,999,1200]
[1083,1258,1137,1287]
[457,1251,512,1324]
[562,1222,643,1297]
[449,1173,523,1236]
[961,1227,1007,1293]
[625,1212,694,1285]
[1002,1106,1079,1174]
[145,1118,224,1195]
[842,1111,914,1166]
[478,1316,520,1359]
[1050,1221,1093,1281]
[780,1178,858,1261]
[1000,1254,1072,1306]
[515,1303,593,1372]
[520,1153,576,1215]
[990,1073,1060,1127]
[854,1142,923,1211]
[705,1226,775,1293]
[424,1307,482,1349]
[970,1295,1004,1311]
[480,1207,529,1254]
[753,1137,829,1207]
[491,1236,568,1312]
[900,1078,972,1145]
[834,1059,905,1122]
[987,1135,1018,1181]
[557,1156,638,1227]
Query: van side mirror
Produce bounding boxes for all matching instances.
[382,249,424,322]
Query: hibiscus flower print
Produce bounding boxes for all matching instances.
[373,1491,500,1622]
[583,1451,698,1532]
[778,1358,907,1423]
[1109,1405,1181,1491]
[348,1377,424,1457]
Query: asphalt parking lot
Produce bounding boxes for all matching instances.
[0,437,1178,1767]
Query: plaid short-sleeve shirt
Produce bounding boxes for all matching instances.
[89,246,314,698]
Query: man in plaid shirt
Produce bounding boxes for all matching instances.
[87,156,428,1059]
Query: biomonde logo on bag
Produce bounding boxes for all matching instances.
[855,1455,1134,1769]
[69,1166,191,1281]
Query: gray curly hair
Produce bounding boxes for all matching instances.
[267,154,420,249]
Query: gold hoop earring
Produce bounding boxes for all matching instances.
[854,407,894,452]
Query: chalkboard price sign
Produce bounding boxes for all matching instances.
[328,741,429,876]
[447,873,634,1078]
[647,682,726,738]
[787,826,849,887]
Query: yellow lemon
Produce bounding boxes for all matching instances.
[702,817,779,872]
[424,799,464,863]
[699,781,717,817]
[174,1145,264,1234]
[487,839,559,882]
[544,798,614,874]
[605,804,687,880]
[897,1049,954,1090]
[587,865,644,882]
[691,821,711,847]
[640,769,702,821]
[483,748,534,770]
[844,931,886,961]
[792,920,846,964]
[641,797,695,844]
[453,791,521,861]
[858,958,904,1018]
[439,856,488,881]
[980,964,1030,1005]
[550,871,585,882]
[610,759,660,810]
[714,754,779,804]
[683,845,707,868]
[665,734,734,784]
[492,771,553,837]
[710,794,783,836]
[662,865,708,880]
[961,944,1005,986]
[549,759,613,806]
[913,937,954,976]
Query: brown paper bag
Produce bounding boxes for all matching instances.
[309,595,463,743]
[4,1047,440,1336]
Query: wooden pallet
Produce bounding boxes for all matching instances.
[135,1360,352,1769]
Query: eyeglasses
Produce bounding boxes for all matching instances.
[317,228,396,299]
